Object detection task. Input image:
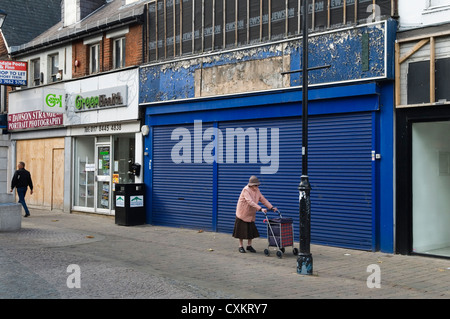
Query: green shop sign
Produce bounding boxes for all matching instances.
[73,85,127,112]
[42,88,66,114]
[45,93,63,108]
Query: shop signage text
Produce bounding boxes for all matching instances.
[0,60,27,86]
[8,110,63,131]
[83,123,122,133]
[73,86,127,112]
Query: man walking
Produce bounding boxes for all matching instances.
[10,161,33,217]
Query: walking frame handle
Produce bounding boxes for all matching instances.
[262,208,282,223]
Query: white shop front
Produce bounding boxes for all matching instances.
[66,68,143,215]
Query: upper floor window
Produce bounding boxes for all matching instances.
[31,58,40,86]
[407,58,450,104]
[90,43,100,74]
[113,37,126,69]
[49,54,59,82]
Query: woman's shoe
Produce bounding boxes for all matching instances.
[238,247,246,253]
[246,246,256,253]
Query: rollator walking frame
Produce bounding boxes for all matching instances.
[262,209,298,258]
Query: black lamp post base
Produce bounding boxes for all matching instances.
[297,253,313,275]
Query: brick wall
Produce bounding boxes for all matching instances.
[125,24,143,67]
[72,23,143,78]
[72,40,90,77]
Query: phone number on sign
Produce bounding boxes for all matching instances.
[84,124,122,133]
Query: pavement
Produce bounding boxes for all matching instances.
[0,208,449,302]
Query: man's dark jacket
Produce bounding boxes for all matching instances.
[11,168,33,190]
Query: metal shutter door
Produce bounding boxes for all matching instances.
[217,118,302,237]
[309,113,373,250]
[217,113,373,250]
[152,123,213,229]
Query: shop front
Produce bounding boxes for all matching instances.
[66,68,142,216]
[395,25,450,258]
[396,106,450,258]
[8,86,67,211]
[140,19,397,252]
[143,81,395,252]
[70,123,139,214]
[8,68,142,215]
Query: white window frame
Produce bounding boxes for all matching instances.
[31,58,41,87]
[49,53,59,82]
[90,43,100,74]
[113,37,126,69]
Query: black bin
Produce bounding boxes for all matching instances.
[114,183,146,226]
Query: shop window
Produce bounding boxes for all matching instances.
[74,135,136,212]
[113,135,135,185]
[412,121,450,257]
[113,37,126,69]
[90,44,100,74]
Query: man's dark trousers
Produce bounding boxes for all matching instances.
[17,187,30,216]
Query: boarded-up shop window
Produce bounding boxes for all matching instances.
[436,58,450,102]
[407,58,450,104]
[407,61,430,105]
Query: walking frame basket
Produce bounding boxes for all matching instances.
[262,209,299,259]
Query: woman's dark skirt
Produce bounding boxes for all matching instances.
[232,217,260,239]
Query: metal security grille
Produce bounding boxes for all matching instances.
[217,113,373,250]
[151,112,374,250]
[151,123,214,229]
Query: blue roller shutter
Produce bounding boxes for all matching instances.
[217,113,374,250]
[152,123,213,229]
[309,113,373,250]
[217,118,302,237]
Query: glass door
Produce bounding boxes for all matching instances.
[74,136,95,210]
[96,144,111,212]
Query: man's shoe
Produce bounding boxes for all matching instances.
[246,246,256,253]
[24,214,30,217]
[238,247,246,253]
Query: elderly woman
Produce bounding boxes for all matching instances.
[232,176,277,253]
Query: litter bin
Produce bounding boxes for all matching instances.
[114,183,146,226]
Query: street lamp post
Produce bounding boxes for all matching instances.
[297,0,313,275]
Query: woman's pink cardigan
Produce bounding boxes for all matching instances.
[235,185,273,222]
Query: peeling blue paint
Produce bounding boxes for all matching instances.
[139,20,396,105]
[289,23,389,86]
